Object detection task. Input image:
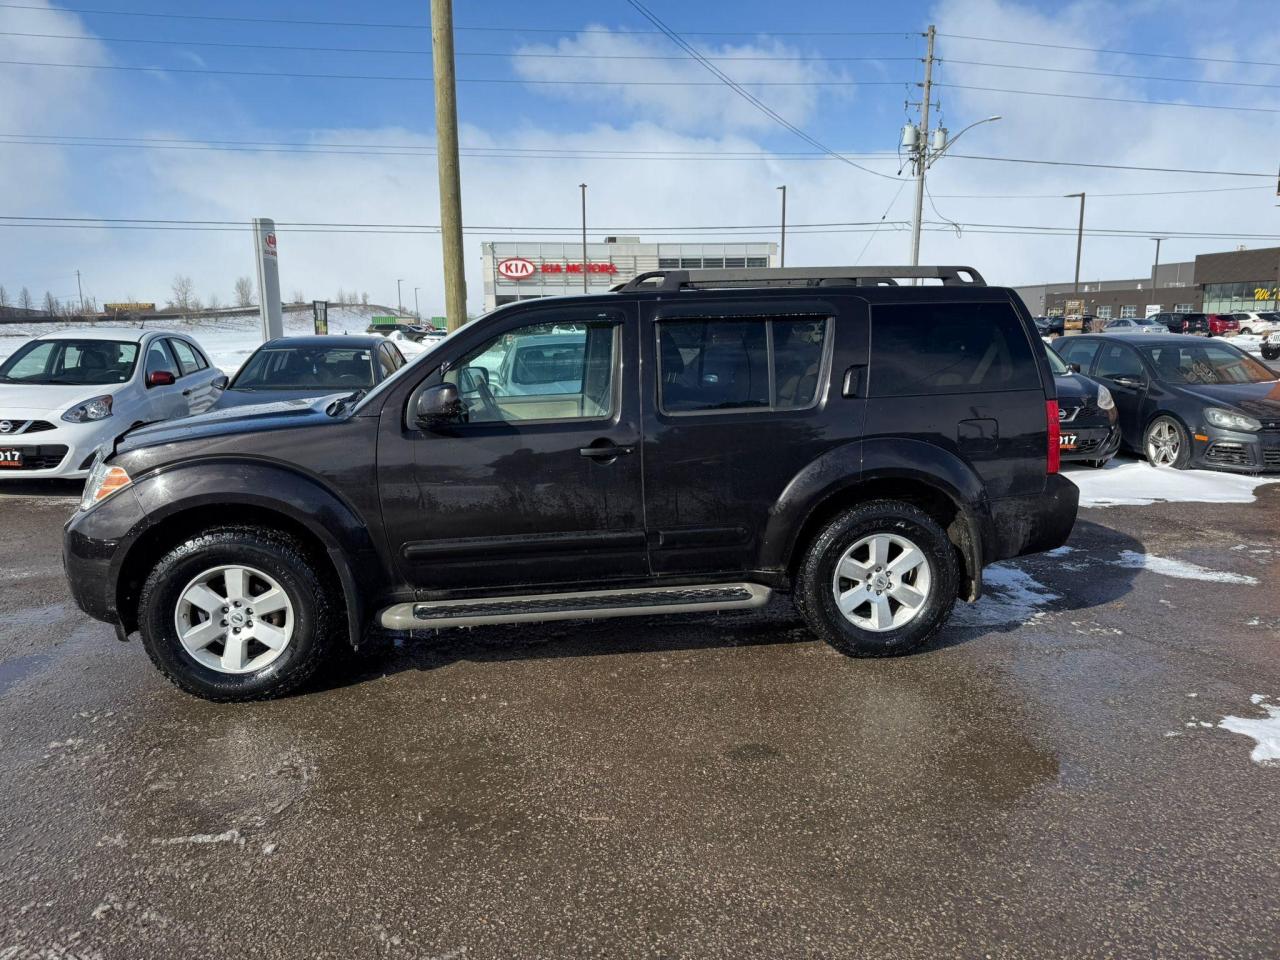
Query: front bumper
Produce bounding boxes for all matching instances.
[62,485,146,633]
[1192,428,1280,475]
[0,414,118,479]
[1060,423,1121,462]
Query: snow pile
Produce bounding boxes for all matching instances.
[952,562,1059,628]
[1219,695,1280,767]
[1109,550,1257,585]
[1065,458,1278,508]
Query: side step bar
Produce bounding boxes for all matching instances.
[379,583,772,631]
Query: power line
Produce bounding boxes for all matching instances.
[936,82,1280,114]
[0,57,910,85]
[945,153,1272,178]
[622,0,903,181]
[939,32,1280,70]
[931,184,1273,199]
[942,57,1280,91]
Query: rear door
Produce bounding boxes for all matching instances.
[167,337,220,414]
[639,296,855,576]
[864,298,1047,499]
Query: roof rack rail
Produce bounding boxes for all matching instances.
[614,265,986,293]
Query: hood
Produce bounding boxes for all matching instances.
[0,382,119,414]
[212,387,350,410]
[1053,371,1097,404]
[118,393,346,454]
[1175,380,1280,418]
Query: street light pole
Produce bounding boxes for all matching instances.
[908,24,936,271]
[1150,237,1166,309]
[777,185,787,267]
[396,278,404,314]
[579,183,588,293]
[414,286,421,320]
[1065,192,1086,293]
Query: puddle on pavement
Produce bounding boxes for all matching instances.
[0,651,52,696]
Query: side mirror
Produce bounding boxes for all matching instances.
[415,383,464,428]
[457,365,489,392]
[211,375,229,391]
[1069,362,1081,373]
[147,370,176,388]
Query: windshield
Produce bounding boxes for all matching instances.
[1135,317,1162,325]
[1044,344,1071,376]
[1140,342,1276,385]
[231,345,376,390]
[0,339,138,385]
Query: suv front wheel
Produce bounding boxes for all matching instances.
[795,500,959,658]
[137,527,337,701]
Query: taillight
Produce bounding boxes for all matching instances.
[1046,400,1061,474]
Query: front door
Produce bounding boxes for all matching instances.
[140,338,187,420]
[1089,339,1149,444]
[386,303,647,594]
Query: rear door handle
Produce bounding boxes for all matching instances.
[579,443,634,458]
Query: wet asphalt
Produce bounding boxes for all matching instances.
[1,477,1278,959]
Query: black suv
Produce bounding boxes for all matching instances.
[64,266,1078,701]
[1150,312,1209,335]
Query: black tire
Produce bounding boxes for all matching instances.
[1143,415,1192,470]
[1241,327,1253,336]
[794,500,959,658]
[137,526,338,702]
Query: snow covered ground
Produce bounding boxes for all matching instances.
[1063,456,1278,508]
[1219,695,1280,767]
[0,306,423,375]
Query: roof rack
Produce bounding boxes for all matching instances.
[613,265,986,294]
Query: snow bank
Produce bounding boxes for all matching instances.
[952,562,1059,628]
[1220,695,1280,767]
[1065,457,1277,508]
[1109,550,1257,585]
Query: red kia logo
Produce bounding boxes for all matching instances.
[265,233,277,250]
[497,257,535,280]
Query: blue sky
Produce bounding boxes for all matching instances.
[1,0,1277,314]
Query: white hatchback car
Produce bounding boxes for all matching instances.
[0,328,223,479]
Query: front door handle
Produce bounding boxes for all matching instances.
[181,388,193,396]
[579,443,635,459]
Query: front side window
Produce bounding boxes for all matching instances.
[168,339,204,377]
[1056,339,1101,371]
[1094,343,1145,380]
[869,302,1040,397]
[144,340,179,379]
[0,339,138,385]
[444,320,617,423]
[231,347,376,390]
[657,316,828,414]
[1141,343,1275,385]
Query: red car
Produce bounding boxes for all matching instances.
[1207,313,1240,337]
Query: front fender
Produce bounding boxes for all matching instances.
[112,458,383,647]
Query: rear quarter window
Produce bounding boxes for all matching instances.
[869,301,1041,397]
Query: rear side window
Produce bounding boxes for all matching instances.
[657,316,828,414]
[869,302,1040,397]
[1056,338,1102,371]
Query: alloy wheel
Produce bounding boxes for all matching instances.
[1146,420,1181,468]
[830,533,933,633]
[173,564,294,674]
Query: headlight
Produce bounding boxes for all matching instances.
[1204,407,1262,432]
[1095,384,1115,411]
[62,395,114,423]
[80,455,132,511]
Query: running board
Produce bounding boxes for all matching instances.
[379,583,772,630]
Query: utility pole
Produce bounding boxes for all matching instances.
[1150,237,1166,307]
[396,278,404,314]
[75,269,84,314]
[909,24,936,272]
[1065,192,1086,292]
[414,286,421,320]
[431,0,467,331]
[579,183,588,293]
[777,185,787,266]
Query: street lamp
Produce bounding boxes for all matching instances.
[414,286,421,321]
[396,278,405,314]
[905,115,1001,271]
[1150,237,1167,306]
[1064,193,1085,293]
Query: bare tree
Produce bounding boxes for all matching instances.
[0,286,8,308]
[290,288,305,305]
[43,291,57,315]
[361,291,369,305]
[19,287,32,311]
[207,292,221,310]
[169,275,195,310]
[233,276,254,307]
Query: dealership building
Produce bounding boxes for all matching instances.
[1016,245,1280,319]
[480,238,778,312]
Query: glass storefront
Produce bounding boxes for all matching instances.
[1202,281,1280,313]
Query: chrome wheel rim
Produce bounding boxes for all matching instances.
[831,533,932,633]
[174,565,294,674]
[1146,420,1181,468]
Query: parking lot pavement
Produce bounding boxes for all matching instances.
[1,485,1278,960]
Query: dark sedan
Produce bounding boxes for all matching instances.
[212,336,407,410]
[1053,333,1280,474]
[1045,345,1120,466]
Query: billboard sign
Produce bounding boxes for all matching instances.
[253,217,283,340]
[496,257,536,280]
[313,300,329,335]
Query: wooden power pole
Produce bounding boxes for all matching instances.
[431,0,467,331]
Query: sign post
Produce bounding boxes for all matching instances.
[252,217,284,341]
[312,300,329,335]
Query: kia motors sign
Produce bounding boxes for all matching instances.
[497,257,536,280]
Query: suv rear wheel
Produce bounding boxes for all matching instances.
[137,527,337,701]
[795,500,958,658]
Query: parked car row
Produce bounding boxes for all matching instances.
[0,330,408,478]
[1037,312,1276,338]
